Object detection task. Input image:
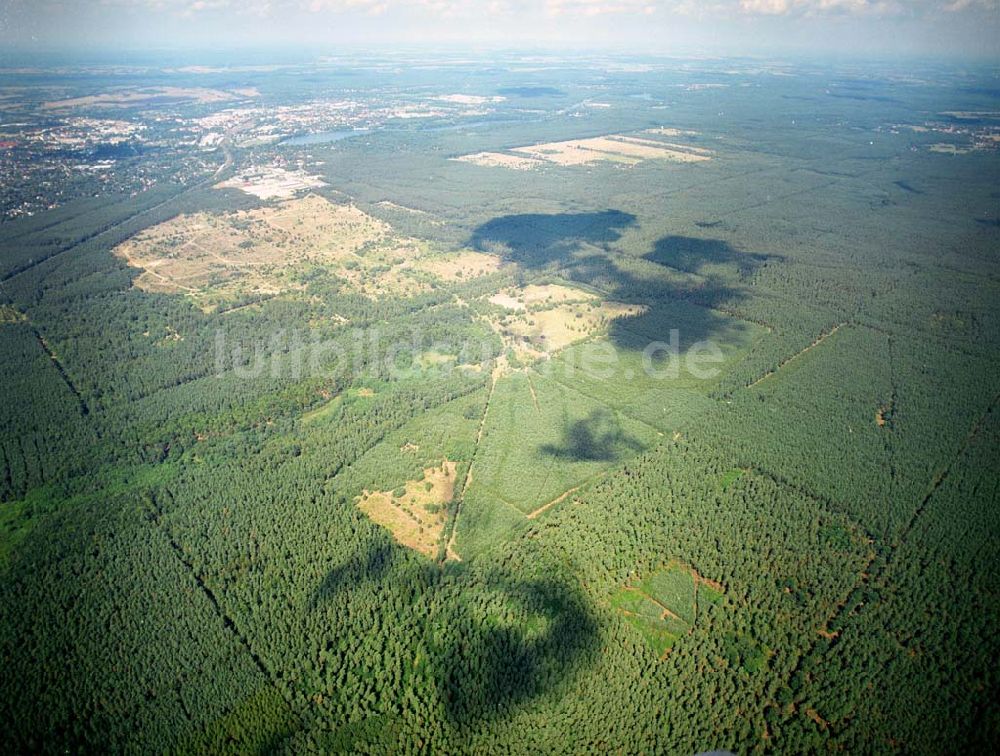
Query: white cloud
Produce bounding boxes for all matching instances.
[545,0,657,16]
[73,0,1000,20]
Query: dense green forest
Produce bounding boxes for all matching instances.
[1,54,998,753]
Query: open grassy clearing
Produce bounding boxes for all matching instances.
[462,371,659,517]
[410,249,502,281]
[0,304,26,323]
[610,562,721,656]
[487,282,645,361]
[114,193,499,311]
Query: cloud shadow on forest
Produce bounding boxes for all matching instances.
[468,209,778,354]
[309,213,782,733]
[540,408,644,463]
[311,541,599,729]
[309,542,396,609]
[433,568,599,727]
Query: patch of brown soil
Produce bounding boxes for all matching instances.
[357,459,457,559]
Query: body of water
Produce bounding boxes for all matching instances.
[281,129,369,146]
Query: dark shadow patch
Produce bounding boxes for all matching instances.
[894,180,923,195]
[311,543,601,730]
[468,209,773,355]
[645,235,774,278]
[433,569,599,726]
[974,217,1000,228]
[310,542,396,608]
[540,408,644,462]
[470,209,636,269]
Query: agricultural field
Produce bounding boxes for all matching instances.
[1,48,998,755]
[454,130,713,170]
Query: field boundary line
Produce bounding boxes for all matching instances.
[775,394,997,728]
[744,320,848,390]
[526,483,581,520]
[540,368,666,439]
[525,469,610,520]
[442,365,500,560]
[144,491,304,735]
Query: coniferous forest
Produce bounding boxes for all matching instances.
[1,48,998,753]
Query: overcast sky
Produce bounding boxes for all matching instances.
[2,1,998,60]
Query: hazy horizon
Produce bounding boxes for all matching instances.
[2,1,998,61]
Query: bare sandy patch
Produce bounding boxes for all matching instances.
[114,193,437,310]
[489,284,645,359]
[411,250,501,281]
[357,459,457,558]
[489,292,524,310]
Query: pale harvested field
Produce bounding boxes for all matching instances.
[928,143,971,155]
[452,151,545,170]
[644,127,700,137]
[453,133,714,169]
[613,135,713,158]
[357,459,457,558]
[512,139,634,166]
[115,194,444,310]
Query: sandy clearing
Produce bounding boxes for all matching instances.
[357,459,457,559]
[412,250,501,281]
[114,193,436,310]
